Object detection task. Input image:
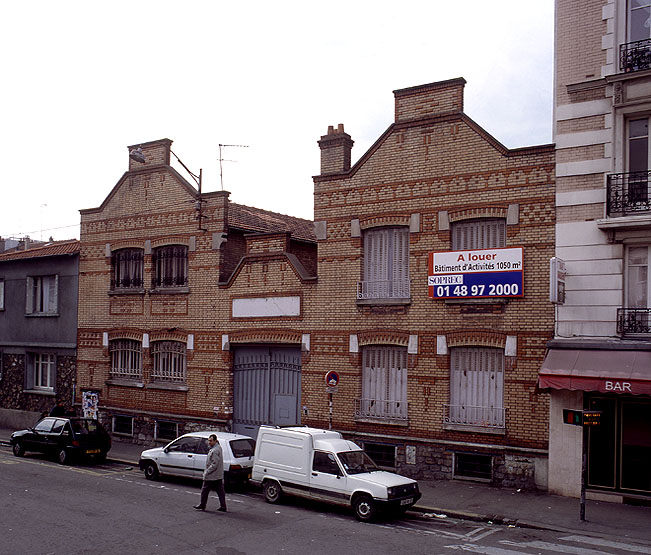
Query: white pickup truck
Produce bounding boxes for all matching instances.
[251,426,421,521]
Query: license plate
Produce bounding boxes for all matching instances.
[86,449,100,455]
[400,498,413,506]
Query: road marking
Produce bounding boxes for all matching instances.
[382,521,500,542]
[501,539,612,554]
[560,535,651,554]
[445,544,525,554]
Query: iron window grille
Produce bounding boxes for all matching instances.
[152,246,188,288]
[620,39,651,73]
[111,249,144,289]
[109,339,142,380]
[617,308,651,336]
[151,341,187,383]
[606,172,651,215]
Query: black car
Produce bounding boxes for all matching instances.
[10,417,111,464]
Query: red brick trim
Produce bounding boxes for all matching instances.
[228,329,302,344]
[357,330,410,347]
[446,331,507,349]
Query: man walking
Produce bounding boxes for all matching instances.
[194,434,227,512]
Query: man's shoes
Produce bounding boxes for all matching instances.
[218,507,227,512]
[193,505,205,511]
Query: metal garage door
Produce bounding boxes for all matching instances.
[232,346,301,437]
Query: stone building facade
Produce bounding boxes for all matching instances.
[542,0,651,501]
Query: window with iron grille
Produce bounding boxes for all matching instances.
[113,415,134,436]
[363,442,396,469]
[620,245,651,335]
[26,275,58,315]
[451,218,506,251]
[151,341,187,383]
[356,346,408,421]
[358,227,409,300]
[448,347,505,429]
[155,420,179,441]
[454,452,493,481]
[109,339,142,380]
[111,248,144,290]
[152,245,188,288]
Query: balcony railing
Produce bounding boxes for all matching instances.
[617,308,651,336]
[606,172,651,216]
[621,39,651,73]
[356,279,410,300]
[443,404,505,429]
[354,398,408,422]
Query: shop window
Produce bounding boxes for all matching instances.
[109,339,142,381]
[451,218,505,251]
[111,248,144,290]
[151,341,187,383]
[446,347,505,430]
[355,346,408,422]
[358,227,409,300]
[152,245,188,289]
[26,275,58,315]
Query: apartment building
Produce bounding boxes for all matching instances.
[544,0,651,500]
[0,240,79,427]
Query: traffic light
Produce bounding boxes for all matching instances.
[563,409,582,425]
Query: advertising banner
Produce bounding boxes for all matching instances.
[428,247,524,299]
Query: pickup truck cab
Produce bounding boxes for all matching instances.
[251,426,421,521]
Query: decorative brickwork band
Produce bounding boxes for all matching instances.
[446,331,506,349]
[448,207,507,223]
[360,215,411,230]
[149,331,188,343]
[108,330,144,342]
[150,238,190,248]
[228,330,303,345]
[357,330,410,347]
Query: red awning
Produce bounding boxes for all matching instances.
[538,349,651,396]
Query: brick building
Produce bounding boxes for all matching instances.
[0,240,80,428]
[311,78,555,488]
[76,138,316,444]
[541,0,651,500]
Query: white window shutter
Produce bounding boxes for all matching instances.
[49,276,58,313]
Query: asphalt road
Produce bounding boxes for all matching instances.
[2,446,650,555]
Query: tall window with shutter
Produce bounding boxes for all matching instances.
[152,245,188,289]
[451,218,506,251]
[111,248,144,290]
[447,347,505,429]
[358,227,409,300]
[26,275,58,315]
[355,346,408,422]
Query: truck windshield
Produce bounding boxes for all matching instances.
[338,450,379,475]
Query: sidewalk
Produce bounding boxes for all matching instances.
[3,428,650,544]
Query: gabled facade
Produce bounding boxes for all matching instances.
[0,240,79,427]
[544,0,651,500]
[312,79,555,488]
[76,139,317,443]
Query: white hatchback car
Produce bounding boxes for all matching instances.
[139,431,255,487]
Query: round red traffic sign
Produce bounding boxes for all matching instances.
[325,371,339,387]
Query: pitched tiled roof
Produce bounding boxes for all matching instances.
[0,240,80,262]
[229,204,315,242]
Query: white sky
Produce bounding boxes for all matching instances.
[1,1,554,242]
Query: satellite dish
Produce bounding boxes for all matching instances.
[129,147,145,163]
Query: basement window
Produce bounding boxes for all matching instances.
[155,420,178,441]
[454,452,493,482]
[363,442,396,470]
[113,415,134,436]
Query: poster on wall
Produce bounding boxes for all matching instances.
[428,247,524,299]
[82,390,100,419]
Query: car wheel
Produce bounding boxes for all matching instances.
[353,495,376,522]
[263,480,283,504]
[58,448,69,465]
[144,462,160,481]
[12,442,25,457]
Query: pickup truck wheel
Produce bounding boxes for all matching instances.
[144,462,160,481]
[58,448,69,465]
[263,480,283,504]
[353,495,376,522]
[12,442,25,457]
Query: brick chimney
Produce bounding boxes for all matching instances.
[394,78,466,123]
[318,123,354,175]
[127,138,172,171]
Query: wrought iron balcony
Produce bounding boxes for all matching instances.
[621,39,651,73]
[356,279,410,300]
[443,404,505,429]
[606,172,651,216]
[617,308,651,336]
[354,398,408,422]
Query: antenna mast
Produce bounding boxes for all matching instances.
[218,144,249,191]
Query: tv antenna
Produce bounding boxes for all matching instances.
[218,144,249,191]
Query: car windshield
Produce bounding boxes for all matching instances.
[337,450,379,475]
[230,438,255,458]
